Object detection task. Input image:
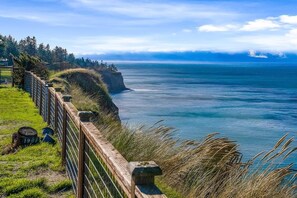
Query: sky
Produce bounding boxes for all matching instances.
[0,0,297,54]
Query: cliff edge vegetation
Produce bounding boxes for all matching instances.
[50,68,120,122]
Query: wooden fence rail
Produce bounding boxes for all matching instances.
[24,71,166,198]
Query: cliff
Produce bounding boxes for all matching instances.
[50,68,120,121]
[96,70,128,93]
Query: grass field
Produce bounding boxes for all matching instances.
[0,87,73,198]
[0,69,12,82]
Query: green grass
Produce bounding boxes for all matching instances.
[8,187,47,198]
[48,180,73,193]
[1,70,11,77]
[0,69,12,82]
[0,87,73,197]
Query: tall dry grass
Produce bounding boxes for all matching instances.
[97,122,297,198]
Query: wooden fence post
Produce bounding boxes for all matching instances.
[54,88,61,134]
[39,78,45,116]
[32,74,36,104]
[128,161,163,198]
[30,72,33,96]
[77,111,93,198]
[30,73,33,100]
[35,76,39,107]
[61,95,72,165]
[32,73,36,104]
[46,83,53,125]
[11,64,14,87]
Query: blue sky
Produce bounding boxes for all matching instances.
[0,0,297,54]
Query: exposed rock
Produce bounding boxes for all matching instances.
[97,70,128,93]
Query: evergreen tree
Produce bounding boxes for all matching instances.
[0,34,118,71]
[19,36,37,56]
[0,38,4,58]
[4,35,19,65]
[44,44,52,64]
[67,53,75,64]
[52,46,67,62]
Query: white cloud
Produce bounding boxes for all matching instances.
[198,15,297,33]
[286,29,297,44]
[279,15,297,25]
[197,18,283,33]
[198,24,237,32]
[240,19,280,31]
[248,50,268,58]
[234,33,297,52]
[68,36,198,54]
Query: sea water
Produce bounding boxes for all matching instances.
[111,62,297,167]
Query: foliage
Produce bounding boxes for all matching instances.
[12,53,49,87]
[50,68,120,122]
[0,34,118,71]
[0,87,73,197]
[0,37,5,58]
[19,36,37,56]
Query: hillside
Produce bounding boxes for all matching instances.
[50,68,120,121]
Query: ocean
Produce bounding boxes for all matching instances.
[111,62,297,166]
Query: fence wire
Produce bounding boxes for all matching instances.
[84,140,126,198]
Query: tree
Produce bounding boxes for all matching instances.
[44,44,52,64]
[0,36,5,58]
[0,34,117,71]
[19,36,37,56]
[37,43,51,63]
[12,53,49,86]
[52,46,67,62]
[67,53,75,64]
[5,35,20,65]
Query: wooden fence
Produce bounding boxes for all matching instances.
[24,71,166,198]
